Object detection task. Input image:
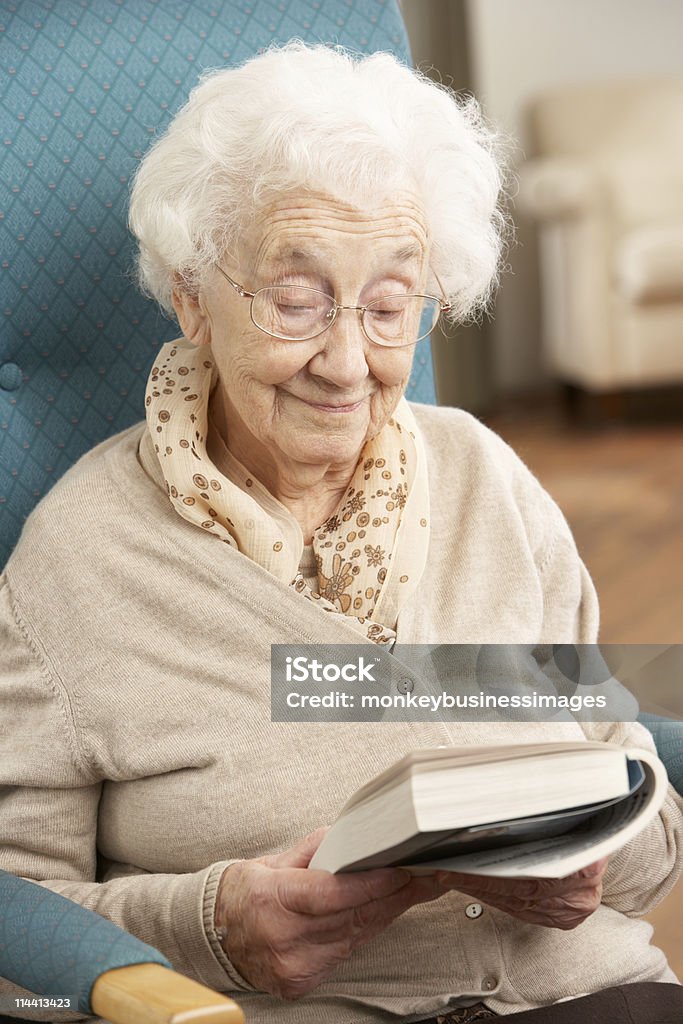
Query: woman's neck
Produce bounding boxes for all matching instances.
[208,390,355,544]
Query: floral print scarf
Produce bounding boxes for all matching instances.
[145,339,430,643]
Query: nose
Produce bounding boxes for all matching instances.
[307,309,370,391]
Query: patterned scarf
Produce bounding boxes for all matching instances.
[145,339,430,643]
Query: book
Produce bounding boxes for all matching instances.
[308,741,669,879]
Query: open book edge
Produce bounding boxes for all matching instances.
[309,743,669,879]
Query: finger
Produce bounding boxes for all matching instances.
[458,878,603,928]
[433,871,549,899]
[508,883,602,915]
[434,870,601,900]
[510,905,596,930]
[522,886,603,929]
[279,871,448,948]
[265,828,331,869]
[338,874,448,946]
[277,866,412,915]
[577,857,609,879]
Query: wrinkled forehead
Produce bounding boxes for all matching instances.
[240,190,430,278]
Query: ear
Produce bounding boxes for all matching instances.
[171,286,211,347]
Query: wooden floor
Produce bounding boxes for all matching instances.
[486,394,683,978]
[486,397,683,644]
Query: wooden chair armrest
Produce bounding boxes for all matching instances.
[91,963,244,1024]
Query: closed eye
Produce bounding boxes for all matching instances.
[367,306,403,320]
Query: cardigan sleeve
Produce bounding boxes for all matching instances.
[536,518,600,644]
[526,479,683,915]
[533,646,683,916]
[582,717,683,917]
[508,442,600,645]
[0,575,254,1001]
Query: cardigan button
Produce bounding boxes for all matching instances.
[397,677,414,694]
[0,362,22,391]
[465,902,483,919]
[481,975,498,991]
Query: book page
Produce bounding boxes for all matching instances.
[341,740,621,814]
[416,759,657,878]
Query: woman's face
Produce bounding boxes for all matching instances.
[186,190,429,476]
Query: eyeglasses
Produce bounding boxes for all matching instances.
[215,265,451,348]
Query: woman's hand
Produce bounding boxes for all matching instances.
[214,828,448,999]
[436,857,609,931]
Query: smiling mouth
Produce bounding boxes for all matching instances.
[291,394,370,413]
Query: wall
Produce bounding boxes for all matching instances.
[400,0,495,414]
[402,0,683,393]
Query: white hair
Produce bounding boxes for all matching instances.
[128,41,508,324]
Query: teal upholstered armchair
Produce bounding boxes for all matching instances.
[1,2,679,786]
[639,713,683,794]
[0,869,243,1023]
[0,1,681,1018]
[0,0,435,570]
[0,0,426,1018]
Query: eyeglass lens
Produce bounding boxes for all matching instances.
[252,286,440,345]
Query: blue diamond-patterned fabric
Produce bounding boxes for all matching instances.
[0,0,436,567]
[637,713,683,795]
[0,869,171,1012]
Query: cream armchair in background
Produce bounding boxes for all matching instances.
[518,77,683,394]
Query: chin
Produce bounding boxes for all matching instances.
[290,430,367,466]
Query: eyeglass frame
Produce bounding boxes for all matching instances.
[214,263,452,348]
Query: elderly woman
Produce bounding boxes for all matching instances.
[0,41,682,1024]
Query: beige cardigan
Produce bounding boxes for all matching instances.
[1,404,681,1022]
